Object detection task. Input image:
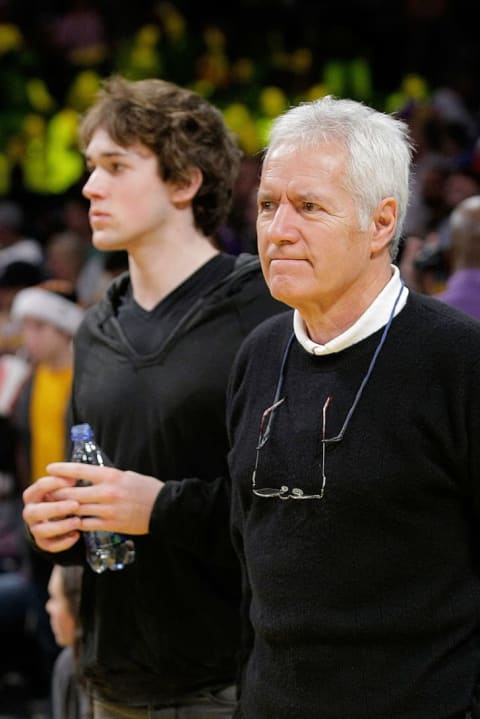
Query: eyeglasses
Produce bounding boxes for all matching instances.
[252,394,333,500]
[251,282,405,501]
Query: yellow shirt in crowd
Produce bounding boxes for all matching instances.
[29,364,73,483]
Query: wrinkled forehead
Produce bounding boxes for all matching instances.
[259,141,349,193]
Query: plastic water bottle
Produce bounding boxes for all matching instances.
[70,423,135,573]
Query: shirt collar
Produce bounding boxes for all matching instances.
[293,265,409,356]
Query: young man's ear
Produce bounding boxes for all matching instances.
[170,167,203,205]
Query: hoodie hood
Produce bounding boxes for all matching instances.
[78,253,270,364]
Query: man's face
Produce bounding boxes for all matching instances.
[46,566,76,649]
[256,141,380,319]
[20,316,69,365]
[82,128,172,252]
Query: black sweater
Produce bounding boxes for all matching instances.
[43,253,286,705]
[227,292,480,719]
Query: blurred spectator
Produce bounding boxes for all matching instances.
[61,196,93,247]
[46,230,89,286]
[46,564,92,719]
[45,229,106,307]
[0,404,51,711]
[436,166,480,250]
[0,260,45,315]
[399,226,450,295]
[437,194,480,320]
[3,280,84,713]
[402,98,478,238]
[228,155,261,254]
[51,195,117,306]
[47,0,107,68]
[412,228,450,295]
[0,215,46,711]
[0,493,51,707]
[0,201,44,273]
[431,71,479,143]
[0,260,46,355]
[443,166,480,212]
[398,233,425,291]
[86,249,129,305]
[10,279,84,487]
[403,153,451,238]
[399,164,480,295]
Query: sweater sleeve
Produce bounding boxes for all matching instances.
[148,473,238,570]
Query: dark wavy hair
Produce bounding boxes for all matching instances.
[78,75,243,238]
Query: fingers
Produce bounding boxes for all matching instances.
[22,474,82,553]
[23,475,76,504]
[31,529,81,553]
[50,483,123,516]
[77,515,114,532]
[22,503,82,553]
[30,520,82,552]
[36,467,162,536]
[23,498,80,525]
[47,462,115,484]
[50,485,104,503]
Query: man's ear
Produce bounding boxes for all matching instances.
[370,197,397,256]
[170,167,203,205]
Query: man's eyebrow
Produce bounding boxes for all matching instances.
[84,149,130,162]
[257,189,272,199]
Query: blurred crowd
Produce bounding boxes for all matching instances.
[1,0,480,717]
[0,194,127,717]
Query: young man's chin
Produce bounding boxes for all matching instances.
[91,232,123,252]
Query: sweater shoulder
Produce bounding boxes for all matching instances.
[229,311,294,396]
[236,309,294,353]
[406,291,480,349]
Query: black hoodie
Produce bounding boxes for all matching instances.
[51,252,287,705]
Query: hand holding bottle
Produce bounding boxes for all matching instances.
[23,462,162,560]
[45,463,163,537]
[22,475,82,553]
[23,424,163,569]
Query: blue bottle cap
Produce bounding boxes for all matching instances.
[71,423,94,441]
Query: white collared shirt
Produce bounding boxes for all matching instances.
[293,265,409,356]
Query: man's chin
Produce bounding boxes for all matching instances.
[267,279,298,308]
[91,233,121,252]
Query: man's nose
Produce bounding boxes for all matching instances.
[265,204,299,244]
[82,169,104,199]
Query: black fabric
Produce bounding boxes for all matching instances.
[117,254,236,355]
[38,252,286,705]
[227,292,480,719]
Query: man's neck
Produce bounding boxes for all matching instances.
[128,238,219,310]
[302,271,393,345]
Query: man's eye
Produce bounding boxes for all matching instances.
[303,202,317,211]
[259,201,273,211]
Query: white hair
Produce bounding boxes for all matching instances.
[264,95,414,258]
